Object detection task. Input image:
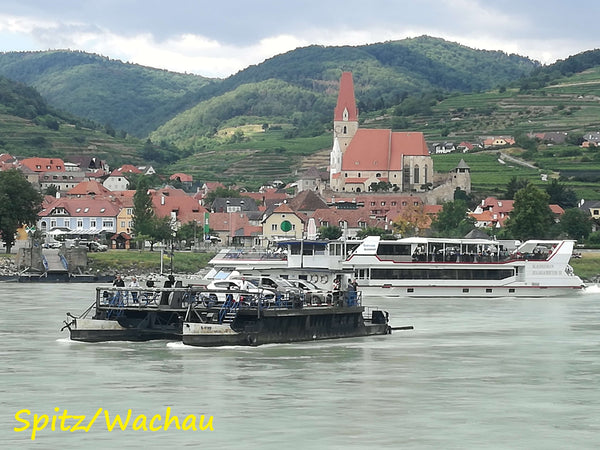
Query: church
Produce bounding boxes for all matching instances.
[329,72,435,193]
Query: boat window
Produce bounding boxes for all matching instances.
[370,268,514,280]
[376,244,411,256]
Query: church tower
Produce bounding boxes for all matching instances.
[333,72,359,152]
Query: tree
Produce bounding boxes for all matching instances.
[559,208,591,241]
[545,179,578,209]
[318,225,343,240]
[453,187,472,207]
[505,176,529,200]
[430,200,475,238]
[132,177,155,247]
[369,181,392,192]
[0,170,42,253]
[504,184,557,240]
[392,204,430,237]
[356,227,394,239]
[45,184,58,197]
[204,187,241,205]
[515,133,538,152]
[149,216,175,252]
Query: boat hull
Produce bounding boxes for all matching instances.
[359,284,585,298]
[68,315,182,342]
[182,306,390,347]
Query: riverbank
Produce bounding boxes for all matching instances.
[2,249,599,282]
[0,250,216,280]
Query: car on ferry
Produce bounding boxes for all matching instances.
[205,279,276,304]
[291,279,331,304]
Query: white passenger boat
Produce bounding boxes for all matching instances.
[344,236,585,298]
[206,237,584,298]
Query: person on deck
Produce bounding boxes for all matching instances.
[129,277,140,303]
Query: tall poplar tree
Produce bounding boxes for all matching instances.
[132,177,155,239]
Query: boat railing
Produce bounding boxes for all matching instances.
[96,286,208,309]
[94,284,361,320]
[221,249,287,261]
[330,289,362,307]
[410,252,512,263]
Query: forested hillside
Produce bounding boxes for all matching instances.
[0,51,216,137]
[0,37,537,138]
[0,74,144,165]
[4,37,600,199]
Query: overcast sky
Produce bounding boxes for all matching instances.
[0,1,597,78]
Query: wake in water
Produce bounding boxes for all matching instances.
[583,283,600,295]
[166,341,248,350]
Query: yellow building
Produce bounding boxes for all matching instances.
[262,204,304,242]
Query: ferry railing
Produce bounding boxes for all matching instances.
[94,285,312,324]
[96,286,206,309]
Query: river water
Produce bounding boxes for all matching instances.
[1,282,600,449]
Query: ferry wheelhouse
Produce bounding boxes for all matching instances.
[344,236,584,298]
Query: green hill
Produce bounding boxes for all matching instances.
[4,38,600,200]
[0,74,144,165]
[0,37,536,138]
[0,51,216,137]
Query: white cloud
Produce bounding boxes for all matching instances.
[0,3,599,78]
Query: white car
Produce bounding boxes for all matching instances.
[204,279,276,304]
[291,279,331,304]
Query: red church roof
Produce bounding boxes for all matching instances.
[334,72,358,122]
[341,129,429,171]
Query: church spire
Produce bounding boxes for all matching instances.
[334,72,358,122]
[333,72,359,153]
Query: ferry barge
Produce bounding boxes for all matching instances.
[63,285,190,342]
[181,290,392,347]
[63,282,397,345]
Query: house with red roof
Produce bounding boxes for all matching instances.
[209,212,263,247]
[0,153,17,171]
[103,165,144,191]
[66,180,112,198]
[329,72,434,194]
[309,208,385,238]
[37,197,121,237]
[470,196,564,228]
[19,157,65,173]
[150,187,208,231]
[170,173,193,190]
